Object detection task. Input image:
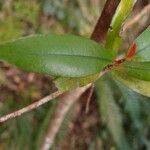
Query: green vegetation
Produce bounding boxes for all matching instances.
[0,0,149,150]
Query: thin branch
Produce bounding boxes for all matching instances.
[40,1,122,148]
[0,2,123,150]
[0,0,121,124]
[34,1,150,149]
[41,83,92,150]
[85,84,94,114]
[91,0,120,43]
[0,91,63,123]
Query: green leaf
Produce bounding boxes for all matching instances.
[96,77,131,150]
[55,74,99,91]
[112,28,150,96]
[112,71,150,97]
[116,80,142,129]
[119,28,150,81]
[134,27,150,62]
[106,0,135,58]
[118,61,150,81]
[0,34,112,78]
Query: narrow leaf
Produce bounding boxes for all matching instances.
[112,71,150,97]
[118,61,150,81]
[116,81,142,129]
[106,0,136,57]
[96,77,131,150]
[112,28,150,96]
[55,74,99,92]
[134,27,150,62]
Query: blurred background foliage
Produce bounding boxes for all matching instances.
[0,0,150,150]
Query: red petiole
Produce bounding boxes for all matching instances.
[103,43,137,71]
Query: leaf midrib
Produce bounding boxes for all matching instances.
[0,50,112,62]
[123,64,150,71]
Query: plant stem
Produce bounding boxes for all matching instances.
[40,1,122,148]
[105,0,136,58]
[0,91,63,123]
[40,83,92,150]
[91,0,120,43]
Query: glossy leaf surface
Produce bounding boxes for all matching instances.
[55,74,99,91]
[113,28,150,96]
[113,71,150,97]
[122,27,150,81]
[134,27,150,62]
[118,61,150,81]
[0,34,112,77]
